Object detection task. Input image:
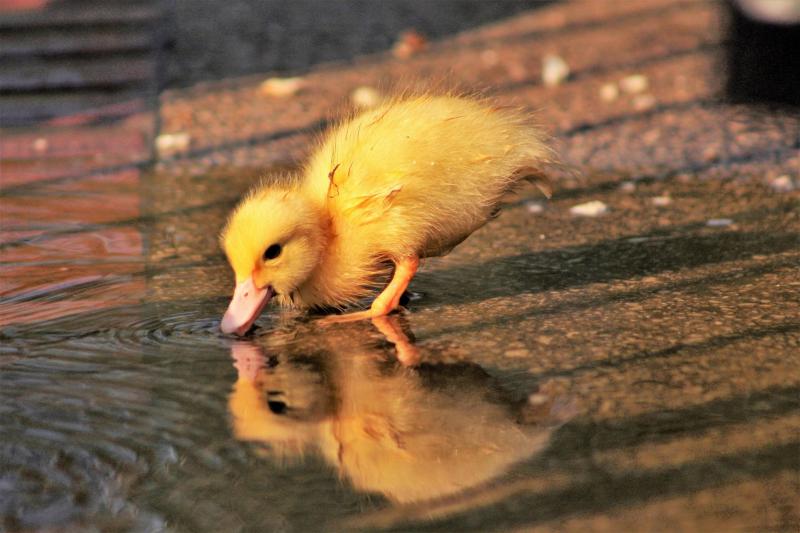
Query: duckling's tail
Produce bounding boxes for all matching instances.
[512,166,554,199]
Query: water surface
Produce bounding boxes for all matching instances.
[2,115,799,531]
[1,162,573,532]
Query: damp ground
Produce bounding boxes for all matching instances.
[1,0,799,531]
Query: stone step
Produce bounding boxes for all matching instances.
[0,54,156,92]
[0,91,149,126]
[0,28,155,58]
[0,2,162,31]
[0,0,165,124]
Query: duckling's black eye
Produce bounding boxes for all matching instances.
[267,399,287,415]
[263,244,282,261]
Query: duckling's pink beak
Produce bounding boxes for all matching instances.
[221,278,273,335]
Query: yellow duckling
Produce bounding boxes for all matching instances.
[220,94,552,334]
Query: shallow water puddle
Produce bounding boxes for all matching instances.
[0,180,145,327]
[1,148,571,532]
[3,124,798,531]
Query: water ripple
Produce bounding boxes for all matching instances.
[0,299,253,530]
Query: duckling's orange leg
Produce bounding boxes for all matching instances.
[321,256,419,324]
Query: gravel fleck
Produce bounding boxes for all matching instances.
[537,335,553,345]
[651,195,672,206]
[599,82,619,102]
[570,200,609,217]
[706,218,734,227]
[351,86,381,109]
[619,73,649,94]
[155,133,190,157]
[769,174,795,192]
[525,201,545,214]
[504,348,530,358]
[542,54,570,87]
[259,77,306,97]
[528,393,550,406]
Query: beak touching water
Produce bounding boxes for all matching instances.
[220,277,274,335]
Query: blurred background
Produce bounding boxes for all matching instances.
[0,0,550,125]
[2,0,798,127]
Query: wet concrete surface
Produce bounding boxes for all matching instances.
[1,0,799,531]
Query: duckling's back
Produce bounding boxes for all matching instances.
[303,95,550,259]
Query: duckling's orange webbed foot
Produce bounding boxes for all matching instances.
[320,256,419,325]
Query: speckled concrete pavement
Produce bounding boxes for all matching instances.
[150,0,799,530]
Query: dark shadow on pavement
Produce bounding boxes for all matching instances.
[423,228,800,308]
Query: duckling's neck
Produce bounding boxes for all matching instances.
[293,216,388,310]
[291,207,334,308]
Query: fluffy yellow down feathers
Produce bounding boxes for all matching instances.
[220,94,551,334]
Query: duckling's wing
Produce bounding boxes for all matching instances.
[420,232,470,258]
[329,172,403,226]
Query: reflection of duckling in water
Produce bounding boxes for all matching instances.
[228,320,570,506]
[220,94,553,334]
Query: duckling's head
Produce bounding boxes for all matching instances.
[220,186,327,335]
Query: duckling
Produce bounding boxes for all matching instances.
[220,94,552,334]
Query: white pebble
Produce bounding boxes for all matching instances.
[351,86,381,109]
[542,54,570,87]
[528,393,550,406]
[505,348,530,358]
[769,175,795,192]
[706,218,733,227]
[570,200,608,217]
[599,82,619,102]
[155,132,190,157]
[259,76,305,97]
[525,201,544,214]
[651,195,672,206]
[619,181,636,192]
[619,74,649,94]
